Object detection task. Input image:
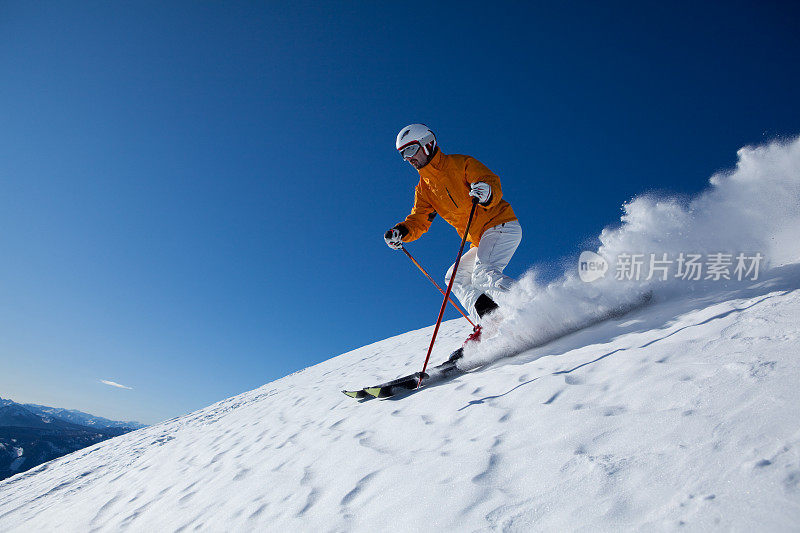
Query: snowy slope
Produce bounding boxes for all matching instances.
[2,137,799,531]
[1,269,799,532]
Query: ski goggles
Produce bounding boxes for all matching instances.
[398,142,422,160]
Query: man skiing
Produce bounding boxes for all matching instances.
[384,124,522,358]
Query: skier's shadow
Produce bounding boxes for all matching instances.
[457,376,541,410]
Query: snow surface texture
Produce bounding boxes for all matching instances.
[1,279,799,531]
[1,138,799,531]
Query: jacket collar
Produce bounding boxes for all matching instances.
[419,148,445,178]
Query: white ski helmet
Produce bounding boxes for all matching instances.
[396,123,437,158]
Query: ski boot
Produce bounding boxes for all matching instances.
[447,293,499,363]
[447,324,483,363]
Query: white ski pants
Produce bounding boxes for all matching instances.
[444,220,522,320]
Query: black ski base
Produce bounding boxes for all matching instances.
[343,359,464,399]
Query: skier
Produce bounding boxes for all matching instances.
[384,124,522,360]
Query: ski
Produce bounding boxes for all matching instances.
[364,372,423,398]
[342,389,368,399]
[342,372,425,399]
[342,359,464,400]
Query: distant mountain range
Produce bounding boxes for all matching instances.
[0,397,146,481]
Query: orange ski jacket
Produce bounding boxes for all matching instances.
[395,149,517,247]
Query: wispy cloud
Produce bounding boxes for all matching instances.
[100,379,133,390]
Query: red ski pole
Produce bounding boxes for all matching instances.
[401,246,476,328]
[418,198,479,387]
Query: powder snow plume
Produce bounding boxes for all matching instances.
[463,135,800,368]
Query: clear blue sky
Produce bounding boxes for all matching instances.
[1,1,797,424]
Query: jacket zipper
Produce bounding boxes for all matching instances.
[445,188,458,208]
